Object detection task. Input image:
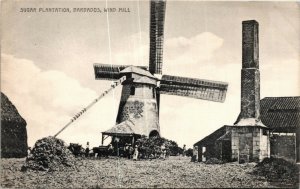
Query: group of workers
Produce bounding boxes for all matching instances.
[84,141,192,160]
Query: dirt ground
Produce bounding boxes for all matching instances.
[0,156,290,188]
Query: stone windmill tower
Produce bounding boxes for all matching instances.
[94,0,228,138]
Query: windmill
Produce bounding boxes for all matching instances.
[94,0,228,141]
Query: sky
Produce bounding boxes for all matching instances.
[1,0,299,148]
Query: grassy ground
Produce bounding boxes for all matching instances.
[0,156,286,188]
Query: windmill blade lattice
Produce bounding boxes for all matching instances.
[149,0,166,75]
[159,75,228,102]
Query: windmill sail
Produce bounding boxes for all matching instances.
[94,63,148,80]
[159,75,228,102]
[149,0,166,75]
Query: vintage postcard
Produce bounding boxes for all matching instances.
[1,0,299,188]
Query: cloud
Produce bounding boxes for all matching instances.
[110,32,149,67]
[164,32,224,76]
[108,31,224,74]
[166,32,224,62]
[261,58,300,97]
[1,54,121,147]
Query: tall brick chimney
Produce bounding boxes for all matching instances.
[235,20,264,126]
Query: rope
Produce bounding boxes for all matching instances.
[53,76,126,138]
[105,0,118,121]
[137,0,143,65]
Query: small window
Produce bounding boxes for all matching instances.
[263,129,268,136]
[130,86,135,95]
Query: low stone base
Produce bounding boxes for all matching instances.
[195,125,271,163]
[228,125,270,163]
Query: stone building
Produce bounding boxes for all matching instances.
[194,96,300,163]
[194,20,299,163]
[194,125,270,163]
[1,92,28,158]
[194,20,270,163]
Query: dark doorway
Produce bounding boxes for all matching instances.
[221,140,232,162]
[149,130,159,137]
[130,86,135,95]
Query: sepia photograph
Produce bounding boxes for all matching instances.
[1,0,299,188]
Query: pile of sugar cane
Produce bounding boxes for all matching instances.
[22,136,76,171]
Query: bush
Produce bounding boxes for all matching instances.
[136,136,180,159]
[252,157,299,186]
[204,158,224,164]
[68,143,85,157]
[186,148,193,157]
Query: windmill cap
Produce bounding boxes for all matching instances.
[120,66,157,79]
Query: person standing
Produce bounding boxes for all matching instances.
[85,142,90,158]
[133,144,139,161]
[183,144,187,157]
[191,146,198,162]
[107,144,114,157]
[27,147,32,155]
[124,143,129,158]
[129,145,134,159]
[161,143,166,160]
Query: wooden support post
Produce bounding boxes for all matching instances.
[102,134,104,145]
[198,146,202,162]
[132,136,135,146]
[296,129,300,162]
[220,142,223,161]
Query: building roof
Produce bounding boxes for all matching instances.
[260,96,300,132]
[1,92,26,123]
[217,131,231,141]
[120,66,156,79]
[194,96,300,146]
[102,119,142,136]
[194,126,227,146]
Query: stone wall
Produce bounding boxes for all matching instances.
[230,126,269,163]
[270,134,296,161]
[117,82,159,136]
[239,69,261,120]
[120,83,156,102]
[259,129,270,161]
[242,20,259,69]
